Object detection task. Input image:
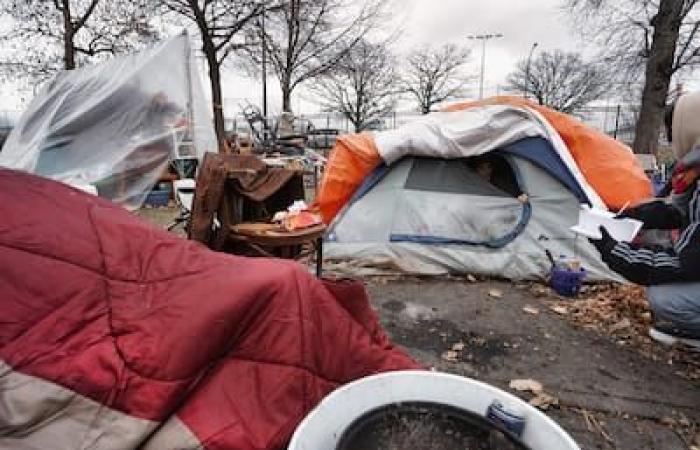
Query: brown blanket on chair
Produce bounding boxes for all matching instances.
[223,154,298,202]
[189,153,304,246]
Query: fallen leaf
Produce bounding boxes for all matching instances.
[451,342,466,351]
[609,318,632,333]
[551,305,569,315]
[488,289,503,299]
[442,350,459,362]
[529,392,559,410]
[523,306,540,315]
[509,378,543,394]
[660,417,677,427]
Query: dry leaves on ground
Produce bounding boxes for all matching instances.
[522,305,540,315]
[441,350,459,362]
[451,341,465,351]
[543,284,700,381]
[509,378,559,411]
[529,392,559,410]
[441,341,467,362]
[550,305,569,315]
[488,288,504,299]
[509,378,543,393]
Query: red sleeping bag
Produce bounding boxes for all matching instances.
[0,169,418,449]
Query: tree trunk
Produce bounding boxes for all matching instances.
[352,118,361,133]
[61,1,75,69]
[632,0,682,154]
[282,75,293,113]
[64,30,76,70]
[203,42,226,153]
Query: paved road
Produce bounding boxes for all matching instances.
[367,279,700,450]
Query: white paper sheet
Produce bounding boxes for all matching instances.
[571,206,643,242]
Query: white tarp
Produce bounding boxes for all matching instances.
[0,33,216,209]
[374,105,607,210]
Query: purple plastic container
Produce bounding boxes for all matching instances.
[549,267,587,297]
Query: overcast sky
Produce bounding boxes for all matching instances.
[218,0,584,115]
[1,0,591,116]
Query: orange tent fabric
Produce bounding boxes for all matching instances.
[316,97,653,224]
[445,97,652,210]
[316,133,381,223]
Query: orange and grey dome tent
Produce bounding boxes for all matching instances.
[315,98,652,280]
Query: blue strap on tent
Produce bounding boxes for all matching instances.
[389,154,532,248]
[390,200,532,248]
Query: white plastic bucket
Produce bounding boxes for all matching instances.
[288,370,580,450]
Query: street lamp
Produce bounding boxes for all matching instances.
[260,0,268,120]
[467,33,503,100]
[525,42,538,99]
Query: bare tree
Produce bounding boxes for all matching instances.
[0,0,157,78]
[161,1,265,151]
[400,44,471,114]
[568,0,700,154]
[311,40,397,132]
[245,0,384,113]
[506,50,608,113]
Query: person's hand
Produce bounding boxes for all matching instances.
[615,200,653,220]
[616,207,640,220]
[588,226,618,255]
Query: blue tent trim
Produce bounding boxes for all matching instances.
[349,163,390,204]
[498,137,589,204]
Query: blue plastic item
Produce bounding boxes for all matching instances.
[652,179,666,196]
[549,266,587,297]
[145,189,171,207]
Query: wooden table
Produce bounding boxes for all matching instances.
[228,223,326,277]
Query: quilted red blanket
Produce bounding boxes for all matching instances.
[0,169,418,449]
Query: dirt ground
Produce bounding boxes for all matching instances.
[136,207,700,450]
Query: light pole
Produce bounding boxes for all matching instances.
[260,1,268,120]
[525,42,538,99]
[467,33,503,100]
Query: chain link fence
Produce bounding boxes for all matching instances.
[0,104,650,152]
[224,104,645,144]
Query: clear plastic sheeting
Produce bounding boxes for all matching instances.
[0,33,216,209]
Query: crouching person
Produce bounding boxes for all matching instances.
[590,92,700,351]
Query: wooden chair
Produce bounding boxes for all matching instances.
[228,223,325,277]
[188,152,325,276]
